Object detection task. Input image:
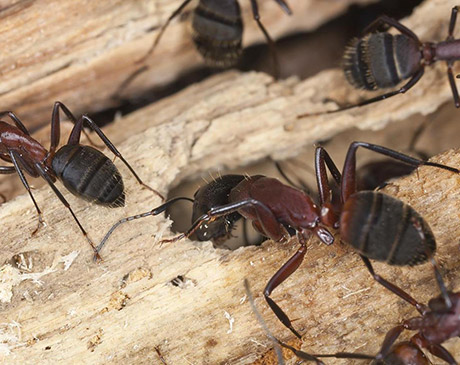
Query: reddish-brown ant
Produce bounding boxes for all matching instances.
[0,102,163,260]
[96,141,459,340]
[299,6,460,117]
[246,258,459,364]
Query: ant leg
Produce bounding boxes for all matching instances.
[298,68,425,117]
[340,141,460,202]
[50,102,103,154]
[0,111,30,135]
[447,6,459,40]
[111,0,193,101]
[264,240,307,339]
[95,197,194,256]
[245,279,326,365]
[447,61,460,107]
[271,0,292,15]
[274,161,303,190]
[424,343,457,365]
[360,256,428,315]
[9,152,45,235]
[274,160,314,195]
[138,0,193,64]
[314,146,342,205]
[0,166,16,174]
[244,279,286,365]
[430,257,452,309]
[67,115,165,200]
[249,0,287,79]
[362,15,419,41]
[374,325,405,360]
[112,66,149,102]
[33,163,101,261]
[160,198,285,247]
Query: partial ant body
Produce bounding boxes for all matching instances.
[247,259,460,364]
[191,174,246,243]
[144,0,291,70]
[96,169,300,251]
[117,0,291,97]
[0,102,163,260]
[96,141,459,340]
[299,6,460,117]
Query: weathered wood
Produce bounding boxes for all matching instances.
[0,66,460,363]
[0,0,375,128]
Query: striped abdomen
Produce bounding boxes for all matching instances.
[343,33,421,90]
[52,145,125,207]
[192,174,245,242]
[340,191,435,266]
[191,0,243,68]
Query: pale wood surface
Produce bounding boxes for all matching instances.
[0,0,375,128]
[1,0,460,363]
[0,66,460,363]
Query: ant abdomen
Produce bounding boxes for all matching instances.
[52,145,125,207]
[375,342,430,365]
[340,191,435,265]
[192,174,245,242]
[343,33,420,90]
[191,0,243,68]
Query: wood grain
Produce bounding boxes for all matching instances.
[1,66,460,363]
[0,0,375,129]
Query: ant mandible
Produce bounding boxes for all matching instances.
[299,6,460,117]
[0,102,163,260]
[96,141,459,340]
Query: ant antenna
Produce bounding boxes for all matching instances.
[95,197,194,257]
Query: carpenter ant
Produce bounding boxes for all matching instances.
[298,6,460,117]
[97,141,459,340]
[0,102,163,260]
[116,0,292,97]
[146,0,291,70]
[248,258,459,364]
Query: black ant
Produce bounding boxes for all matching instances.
[116,0,291,97]
[247,257,460,364]
[148,0,292,69]
[0,102,163,260]
[96,141,459,339]
[299,6,460,117]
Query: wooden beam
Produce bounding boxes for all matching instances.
[0,0,375,129]
[1,67,460,362]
